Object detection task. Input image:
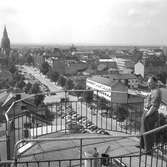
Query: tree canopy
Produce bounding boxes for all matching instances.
[40,62,50,75]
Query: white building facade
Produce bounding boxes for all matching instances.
[86,76,128,103]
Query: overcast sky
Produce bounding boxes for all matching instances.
[0,0,167,45]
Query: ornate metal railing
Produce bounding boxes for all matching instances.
[5,90,143,138]
[1,124,167,167]
[2,90,166,166]
[1,151,167,167]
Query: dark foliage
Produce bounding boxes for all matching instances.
[57,75,66,87]
[40,62,50,75]
[115,105,129,122]
[47,69,59,82]
[83,91,93,103]
[65,79,74,90]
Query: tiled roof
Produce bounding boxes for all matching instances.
[88,74,137,87]
[66,63,88,75]
[109,74,137,80]
[87,76,114,87]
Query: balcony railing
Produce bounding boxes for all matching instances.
[5,90,144,142]
[1,150,167,167]
[1,125,167,167]
[1,90,166,166]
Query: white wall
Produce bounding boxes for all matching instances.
[134,62,144,78]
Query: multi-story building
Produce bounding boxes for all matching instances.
[86,76,144,125]
[87,75,140,102]
[86,76,128,103]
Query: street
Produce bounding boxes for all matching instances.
[19,65,136,136]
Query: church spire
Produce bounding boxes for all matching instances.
[1,26,10,56]
[3,26,8,39]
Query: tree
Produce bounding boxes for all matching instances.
[73,81,85,97]
[47,69,59,82]
[30,83,41,94]
[65,79,74,90]
[83,91,93,103]
[115,105,129,122]
[17,79,25,89]
[26,55,34,65]
[30,83,45,106]
[40,62,50,75]
[44,106,55,121]
[34,94,45,106]
[157,72,167,84]
[0,80,10,89]
[8,64,17,74]
[13,71,24,83]
[57,76,66,87]
[24,82,32,93]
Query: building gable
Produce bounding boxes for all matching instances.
[134,61,144,77]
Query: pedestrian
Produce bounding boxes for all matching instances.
[139,76,161,154]
[93,147,99,167]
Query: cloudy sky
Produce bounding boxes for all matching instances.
[0,0,167,45]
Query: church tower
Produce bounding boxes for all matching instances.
[1,26,10,56]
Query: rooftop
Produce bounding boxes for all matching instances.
[19,133,139,162]
[87,76,117,87]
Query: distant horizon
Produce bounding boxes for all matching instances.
[11,43,165,49]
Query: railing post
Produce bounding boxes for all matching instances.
[96,90,98,128]
[6,124,11,160]
[65,90,67,133]
[80,138,83,167]
[139,138,142,167]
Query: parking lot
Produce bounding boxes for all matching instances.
[54,102,111,135]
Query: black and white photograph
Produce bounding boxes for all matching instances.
[0,0,167,166]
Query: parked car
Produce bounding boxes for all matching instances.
[68,110,76,115]
[76,116,87,121]
[78,117,87,124]
[71,113,80,119]
[82,129,93,134]
[89,125,98,131]
[87,124,96,129]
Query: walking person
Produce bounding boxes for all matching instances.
[140,76,161,154]
[92,147,99,167]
